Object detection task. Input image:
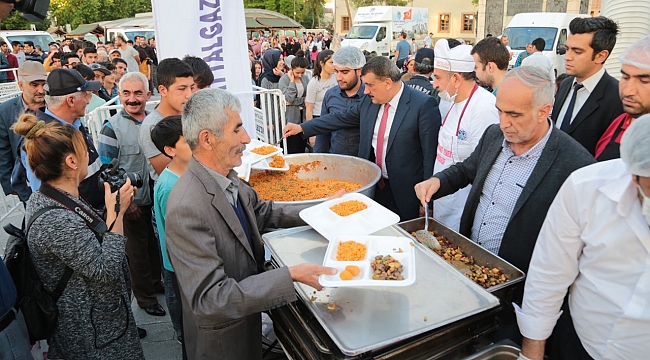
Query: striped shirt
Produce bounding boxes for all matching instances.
[471,120,553,254]
[97,112,143,165]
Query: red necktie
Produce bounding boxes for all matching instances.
[376,103,390,189]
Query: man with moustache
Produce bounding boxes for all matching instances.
[285,56,440,221]
[595,36,650,161]
[166,88,335,359]
[471,36,510,95]
[98,72,166,317]
[315,46,366,155]
[0,61,47,200]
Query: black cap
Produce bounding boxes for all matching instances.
[415,48,435,64]
[45,68,102,96]
[90,63,111,75]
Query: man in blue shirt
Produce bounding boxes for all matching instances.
[317,46,366,156]
[394,32,411,69]
[18,68,105,209]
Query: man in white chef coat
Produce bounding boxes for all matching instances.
[431,39,499,231]
[516,115,650,360]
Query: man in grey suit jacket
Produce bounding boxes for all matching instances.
[165,89,335,360]
[284,56,440,221]
[0,61,46,198]
[416,66,595,344]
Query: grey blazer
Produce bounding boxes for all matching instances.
[278,73,309,124]
[0,96,24,195]
[433,124,595,274]
[165,158,307,360]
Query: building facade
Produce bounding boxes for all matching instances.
[332,0,480,44]
[476,0,600,39]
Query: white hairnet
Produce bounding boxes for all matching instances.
[619,35,650,73]
[620,114,650,177]
[332,46,366,69]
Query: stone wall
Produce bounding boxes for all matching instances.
[546,0,568,12]
[506,0,544,16]
[485,0,505,35]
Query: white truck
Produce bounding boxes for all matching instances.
[341,6,428,57]
[105,27,155,43]
[504,12,589,76]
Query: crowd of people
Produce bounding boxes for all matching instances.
[0,11,649,360]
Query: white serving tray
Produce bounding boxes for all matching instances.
[319,235,416,287]
[251,155,289,171]
[299,193,400,242]
[242,139,282,165]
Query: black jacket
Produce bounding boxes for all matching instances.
[551,71,623,156]
[433,124,595,274]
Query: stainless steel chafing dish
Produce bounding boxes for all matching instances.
[263,224,502,359]
[396,218,526,302]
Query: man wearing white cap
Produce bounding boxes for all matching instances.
[430,39,499,231]
[516,114,650,360]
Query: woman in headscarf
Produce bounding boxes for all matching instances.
[258,49,285,90]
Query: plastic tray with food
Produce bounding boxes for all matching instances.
[241,139,282,164]
[319,235,416,287]
[251,154,289,171]
[299,193,400,241]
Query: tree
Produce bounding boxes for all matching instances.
[303,0,325,28]
[0,11,50,30]
[49,0,152,28]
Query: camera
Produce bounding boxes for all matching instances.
[0,0,50,22]
[99,159,143,193]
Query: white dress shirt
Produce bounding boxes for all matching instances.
[515,159,650,359]
[372,83,404,179]
[555,66,605,128]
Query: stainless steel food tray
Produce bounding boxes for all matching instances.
[262,225,500,356]
[463,342,520,359]
[397,218,525,300]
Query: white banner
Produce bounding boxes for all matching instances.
[151,0,255,136]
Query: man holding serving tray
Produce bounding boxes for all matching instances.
[165,88,336,360]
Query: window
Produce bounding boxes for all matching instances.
[342,16,350,32]
[462,13,475,33]
[439,14,450,33]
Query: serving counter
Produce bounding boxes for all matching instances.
[263,219,524,359]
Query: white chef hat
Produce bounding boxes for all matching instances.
[621,114,650,177]
[433,39,475,73]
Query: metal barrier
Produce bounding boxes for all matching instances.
[0,69,20,102]
[252,86,288,150]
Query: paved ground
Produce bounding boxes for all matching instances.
[0,195,182,359]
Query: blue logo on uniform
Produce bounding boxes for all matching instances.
[458,129,467,141]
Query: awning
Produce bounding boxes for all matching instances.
[67,23,105,37]
[47,27,66,36]
[246,17,265,29]
[256,18,301,28]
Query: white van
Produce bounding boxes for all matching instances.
[105,28,155,43]
[0,30,55,52]
[341,6,428,57]
[504,13,589,76]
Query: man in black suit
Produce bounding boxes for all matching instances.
[415,66,595,344]
[551,16,622,156]
[284,56,440,221]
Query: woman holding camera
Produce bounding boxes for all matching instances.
[14,114,144,359]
